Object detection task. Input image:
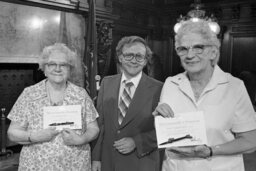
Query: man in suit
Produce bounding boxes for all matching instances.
[92,36,163,171]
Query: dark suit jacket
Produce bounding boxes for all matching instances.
[92,73,163,171]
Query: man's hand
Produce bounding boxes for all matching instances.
[113,137,136,154]
[152,103,174,117]
[92,161,101,171]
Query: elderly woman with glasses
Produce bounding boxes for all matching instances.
[7,43,99,171]
[153,19,256,171]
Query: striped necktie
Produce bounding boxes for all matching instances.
[118,81,133,124]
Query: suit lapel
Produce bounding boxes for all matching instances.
[108,74,122,129]
[119,73,151,129]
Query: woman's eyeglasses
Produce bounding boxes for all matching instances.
[176,44,213,56]
[122,53,146,63]
[46,62,71,70]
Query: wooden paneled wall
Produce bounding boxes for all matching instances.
[0,0,256,102]
[111,0,256,81]
[221,24,256,77]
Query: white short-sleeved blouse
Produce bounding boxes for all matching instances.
[161,65,256,171]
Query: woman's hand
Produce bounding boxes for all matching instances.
[152,103,174,117]
[31,127,59,143]
[61,128,82,146]
[167,145,211,158]
[61,121,99,146]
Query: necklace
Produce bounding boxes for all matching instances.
[46,82,66,106]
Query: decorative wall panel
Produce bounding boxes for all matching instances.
[230,34,256,77]
[0,67,35,114]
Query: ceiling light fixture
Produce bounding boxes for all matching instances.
[174,0,220,34]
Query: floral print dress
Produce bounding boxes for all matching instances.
[8,79,98,171]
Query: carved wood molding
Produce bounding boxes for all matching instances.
[96,20,114,77]
[112,0,157,11]
[0,0,118,21]
[161,1,256,28]
[231,25,256,33]
[112,1,166,40]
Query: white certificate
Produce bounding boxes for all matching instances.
[43,105,82,130]
[155,111,207,148]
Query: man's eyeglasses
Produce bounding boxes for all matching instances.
[122,53,146,62]
[46,62,71,70]
[176,44,213,56]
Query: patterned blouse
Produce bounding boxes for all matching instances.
[8,79,98,171]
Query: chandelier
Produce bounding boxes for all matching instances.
[174,0,220,34]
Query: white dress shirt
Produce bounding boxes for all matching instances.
[118,72,142,103]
